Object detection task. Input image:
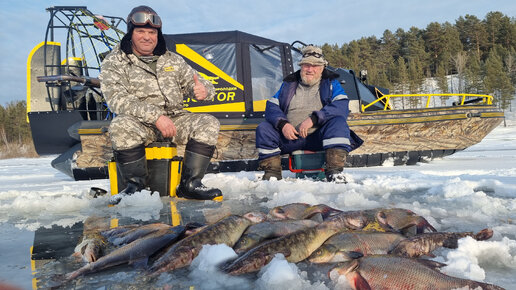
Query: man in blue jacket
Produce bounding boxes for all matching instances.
[255,46,363,182]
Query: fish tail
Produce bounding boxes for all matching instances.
[416,217,437,233]
[474,228,494,241]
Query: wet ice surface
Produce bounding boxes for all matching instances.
[1,118,516,289]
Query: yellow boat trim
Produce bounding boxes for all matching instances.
[363,93,494,111]
[481,112,505,118]
[30,246,38,290]
[61,57,84,65]
[360,105,498,116]
[78,128,104,135]
[185,102,245,113]
[253,100,267,112]
[176,44,244,91]
[360,106,494,116]
[220,124,257,131]
[348,112,503,126]
[170,201,181,226]
[26,41,61,122]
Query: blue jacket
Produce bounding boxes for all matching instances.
[265,69,349,129]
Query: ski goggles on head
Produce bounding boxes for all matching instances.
[130,12,162,28]
[303,51,323,58]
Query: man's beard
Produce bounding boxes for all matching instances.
[301,74,321,86]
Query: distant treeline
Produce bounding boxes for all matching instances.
[0,101,31,144]
[0,101,37,158]
[321,11,515,109]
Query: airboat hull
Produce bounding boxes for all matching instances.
[51,104,503,180]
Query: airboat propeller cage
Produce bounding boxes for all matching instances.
[27,6,504,181]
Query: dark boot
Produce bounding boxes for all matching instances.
[325,148,348,183]
[109,146,148,205]
[258,155,282,180]
[176,140,222,201]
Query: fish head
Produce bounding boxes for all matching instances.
[324,211,369,231]
[312,204,343,219]
[233,233,261,254]
[339,211,369,230]
[307,244,338,263]
[224,251,276,275]
[474,228,494,241]
[329,259,371,290]
[376,208,436,234]
[328,259,359,279]
[243,211,267,224]
[268,203,311,220]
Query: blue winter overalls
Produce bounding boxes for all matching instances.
[255,70,363,161]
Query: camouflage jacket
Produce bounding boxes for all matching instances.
[99,45,215,125]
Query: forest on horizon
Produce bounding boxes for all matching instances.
[320,11,515,110]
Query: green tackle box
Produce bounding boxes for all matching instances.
[288,150,326,180]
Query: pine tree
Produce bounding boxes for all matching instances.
[464,51,483,93]
[436,62,448,95]
[484,48,515,109]
[455,15,488,61]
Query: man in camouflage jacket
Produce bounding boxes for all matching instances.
[100,5,222,204]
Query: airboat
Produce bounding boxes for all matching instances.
[27,6,504,180]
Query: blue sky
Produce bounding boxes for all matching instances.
[1,0,515,106]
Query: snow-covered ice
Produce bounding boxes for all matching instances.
[1,112,515,289]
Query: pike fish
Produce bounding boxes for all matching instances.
[233,219,320,254]
[329,255,505,290]
[101,224,140,239]
[309,228,493,263]
[222,210,368,275]
[149,212,266,274]
[308,231,406,263]
[73,216,110,263]
[107,223,172,246]
[389,228,494,257]
[65,225,186,281]
[73,231,108,263]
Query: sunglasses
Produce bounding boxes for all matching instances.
[303,52,323,58]
[130,12,162,28]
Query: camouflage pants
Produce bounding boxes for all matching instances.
[109,112,220,150]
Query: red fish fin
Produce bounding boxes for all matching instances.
[350,272,372,290]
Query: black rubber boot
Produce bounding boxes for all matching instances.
[176,140,222,201]
[109,146,148,205]
[325,148,348,184]
[258,155,282,180]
